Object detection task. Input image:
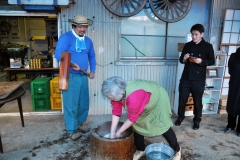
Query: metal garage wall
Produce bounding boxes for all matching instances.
[210,0,240,50]
[59,0,179,115]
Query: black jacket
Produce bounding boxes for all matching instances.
[226,52,240,116]
[179,39,215,81]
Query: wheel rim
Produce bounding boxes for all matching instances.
[149,0,192,23]
[143,2,162,24]
[102,0,147,17]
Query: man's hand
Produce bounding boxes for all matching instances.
[89,72,95,79]
[184,53,190,61]
[193,57,202,64]
[71,63,92,77]
[71,63,81,71]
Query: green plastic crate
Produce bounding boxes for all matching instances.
[32,95,50,111]
[31,77,51,96]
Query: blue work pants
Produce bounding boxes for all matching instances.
[62,73,89,134]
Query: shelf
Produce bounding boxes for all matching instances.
[221,43,240,46]
[202,100,219,104]
[202,110,217,114]
[184,111,193,116]
[206,78,222,80]
[204,89,221,92]
[207,65,224,68]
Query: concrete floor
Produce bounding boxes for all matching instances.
[0,80,240,160]
[1,113,240,160]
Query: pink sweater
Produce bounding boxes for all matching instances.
[111,89,151,122]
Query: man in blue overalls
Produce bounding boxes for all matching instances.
[55,15,96,140]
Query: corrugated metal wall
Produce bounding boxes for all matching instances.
[59,0,240,115]
[60,0,178,115]
[210,0,240,50]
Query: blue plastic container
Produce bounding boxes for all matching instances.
[145,143,174,160]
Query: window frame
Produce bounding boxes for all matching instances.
[117,0,212,64]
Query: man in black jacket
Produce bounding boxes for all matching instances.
[175,24,215,130]
[224,47,240,136]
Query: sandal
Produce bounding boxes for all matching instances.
[78,125,90,133]
[69,131,82,141]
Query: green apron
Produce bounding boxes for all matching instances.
[125,80,173,137]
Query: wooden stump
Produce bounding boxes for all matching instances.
[90,121,134,160]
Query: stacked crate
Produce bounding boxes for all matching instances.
[50,77,62,110]
[218,95,227,114]
[185,96,194,111]
[31,77,51,111]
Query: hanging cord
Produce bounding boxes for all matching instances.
[121,37,146,57]
[96,62,113,67]
[96,36,146,66]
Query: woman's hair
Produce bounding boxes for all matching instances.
[101,76,127,99]
[190,24,204,33]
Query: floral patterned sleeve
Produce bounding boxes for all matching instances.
[111,101,123,117]
[126,90,151,122]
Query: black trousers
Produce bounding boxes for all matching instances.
[178,79,205,123]
[134,127,180,152]
[227,114,240,132]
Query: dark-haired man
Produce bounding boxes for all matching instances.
[55,15,96,140]
[175,24,215,130]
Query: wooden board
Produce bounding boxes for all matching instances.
[0,81,24,99]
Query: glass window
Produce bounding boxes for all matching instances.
[120,0,211,60]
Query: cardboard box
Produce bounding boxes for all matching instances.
[186,96,194,104]
[31,40,48,56]
[219,99,227,107]
[219,95,228,107]
[218,105,227,114]
[185,105,194,111]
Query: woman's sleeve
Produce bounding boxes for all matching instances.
[126,90,151,122]
[111,101,123,117]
